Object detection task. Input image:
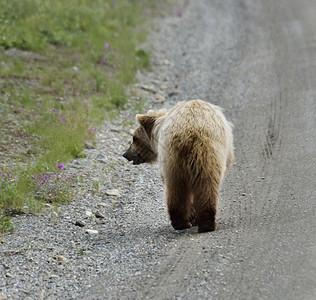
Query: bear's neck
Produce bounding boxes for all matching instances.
[151,115,166,154]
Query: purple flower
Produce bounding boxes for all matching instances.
[74,172,77,176]
[37,103,43,108]
[68,178,72,182]
[143,8,151,16]
[174,6,183,17]
[41,182,45,185]
[54,108,59,114]
[58,164,64,170]
[60,116,66,122]
[44,174,49,180]
[103,43,109,51]
[101,56,107,64]
[88,128,96,132]
[33,174,37,179]
[18,107,23,111]
[110,0,117,8]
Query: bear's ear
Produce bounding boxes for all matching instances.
[136,114,156,137]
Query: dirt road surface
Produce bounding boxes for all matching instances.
[88,0,316,299]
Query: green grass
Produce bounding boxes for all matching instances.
[0,0,175,233]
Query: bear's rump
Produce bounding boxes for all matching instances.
[160,135,225,190]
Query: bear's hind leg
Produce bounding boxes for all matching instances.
[193,187,218,233]
[166,178,192,230]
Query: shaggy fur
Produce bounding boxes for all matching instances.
[123,99,234,233]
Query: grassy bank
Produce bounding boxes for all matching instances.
[0,0,176,233]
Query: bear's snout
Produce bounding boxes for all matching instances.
[123,149,141,165]
[122,151,133,161]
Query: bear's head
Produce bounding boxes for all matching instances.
[123,109,166,165]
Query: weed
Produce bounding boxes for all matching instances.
[30,164,78,203]
[91,181,100,196]
[0,204,13,234]
[0,171,23,214]
[77,248,85,256]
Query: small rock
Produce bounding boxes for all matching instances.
[73,66,79,72]
[110,127,121,133]
[73,160,83,166]
[85,142,95,150]
[113,201,124,211]
[241,193,246,196]
[96,202,108,207]
[86,211,93,217]
[105,189,121,197]
[160,85,168,90]
[168,89,181,97]
[95,211,105,219]
[85,229,98,235]
[5,273,14,278]
[162,59,174,66]
[140,85,156,94]
[0,294,8,300]
[155,94,166,103]
[74,220,85,227]
[96,159,107,164]
[57,255,67,264]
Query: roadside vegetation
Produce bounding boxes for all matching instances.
[0,0,181,233]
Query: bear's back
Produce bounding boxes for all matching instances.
[161,100,229,144]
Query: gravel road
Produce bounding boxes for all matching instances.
[1,0,316,299]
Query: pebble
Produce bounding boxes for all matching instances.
[96,159,107,164]
[86,211,93,217]
[85,142,95,150]
[155,94,166,102]
[140,85,157,94]
[74,220,85,227]
[57,256,67,264]
[168,89,181,97]
[105,189,121,197]
[85,229,99,235]
[95,211,105,219]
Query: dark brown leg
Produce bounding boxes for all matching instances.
[193,187,218,233]
[166,178,192,230]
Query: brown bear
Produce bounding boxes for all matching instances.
[123,99,234,233]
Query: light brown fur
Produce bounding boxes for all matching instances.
[123,99,234,233]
